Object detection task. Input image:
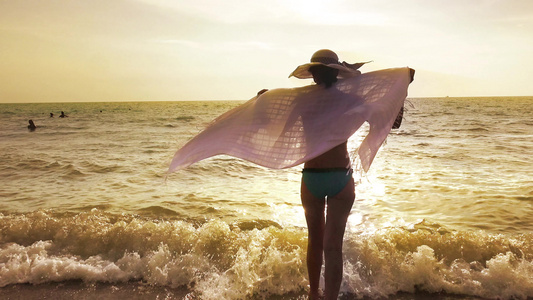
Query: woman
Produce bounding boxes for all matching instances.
[301,142,355,300]
[297,50,357,300]
[169,49,413,299]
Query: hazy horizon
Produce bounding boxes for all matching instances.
[2,95,533,105]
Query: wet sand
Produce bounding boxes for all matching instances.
[1,281,485,300]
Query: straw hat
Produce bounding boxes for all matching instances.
[289,49,370,79]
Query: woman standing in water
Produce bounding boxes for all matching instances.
[294,49,413,299]
[296,50,356,300]
[301,141,355,300]
[169,48,413,299]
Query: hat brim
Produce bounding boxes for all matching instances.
[289,61,370,79]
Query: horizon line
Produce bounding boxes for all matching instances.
[1,95,532,104]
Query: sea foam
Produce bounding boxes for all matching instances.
[1,210,533,299]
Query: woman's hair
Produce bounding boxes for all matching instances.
[309,65,339,88]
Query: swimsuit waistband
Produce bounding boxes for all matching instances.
[302,167,352,173]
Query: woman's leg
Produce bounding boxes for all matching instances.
[301,181,326,300]
[324,177,355,300]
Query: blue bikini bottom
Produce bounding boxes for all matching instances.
[302,168,353,199]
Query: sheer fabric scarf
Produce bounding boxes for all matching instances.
[169,67,412,173]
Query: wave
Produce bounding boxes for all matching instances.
[175,116,196,122]
[343,222,533,299]
[11,158,125,179]
[1,211,532,299]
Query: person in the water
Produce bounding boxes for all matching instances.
[59,111,68,118]
[294,49,413,299]
[28,120,36,131]
[296,50,356,300]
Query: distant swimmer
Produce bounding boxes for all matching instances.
[50,113,54,117]
[59,111,68,118]
[28,120,36,131]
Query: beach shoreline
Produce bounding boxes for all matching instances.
[0,281,487,300]
[0,281,190,300]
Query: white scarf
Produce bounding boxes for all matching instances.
[169,67,412,173]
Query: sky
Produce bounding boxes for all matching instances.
[1,0,532,103]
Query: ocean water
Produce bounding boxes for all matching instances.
[0,97,532,299]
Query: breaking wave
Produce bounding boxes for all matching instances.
[1,210,532,299]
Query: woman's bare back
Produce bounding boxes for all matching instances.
[304,142,350,169]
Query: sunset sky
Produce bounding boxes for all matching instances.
[1,0,532,103]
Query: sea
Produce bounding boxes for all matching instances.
[0,97,532,300]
